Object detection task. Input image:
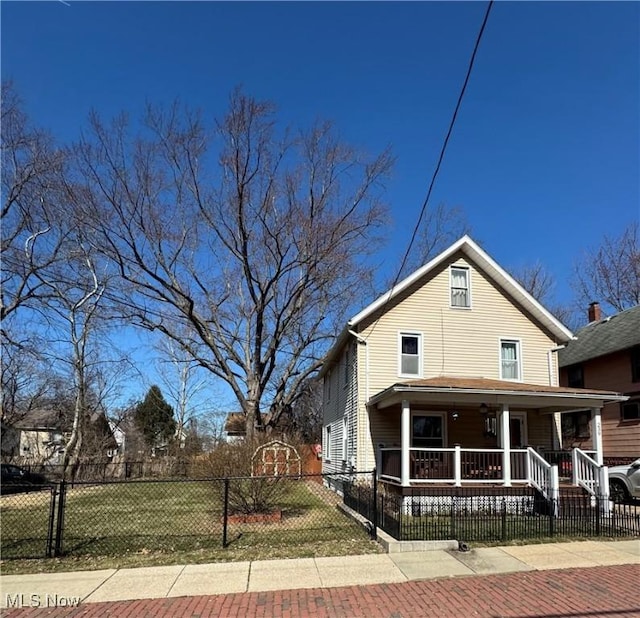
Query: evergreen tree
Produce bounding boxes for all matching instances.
[133,386,176,452]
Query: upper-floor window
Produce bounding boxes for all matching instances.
[621,399,640,421]
[399,332,422,377]
[500,339,521,381]
[450,266,470,308]
[631,347,640,383]
[567,364,584,388]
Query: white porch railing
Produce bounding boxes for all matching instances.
[379,446,557,494]
[572,448,610,499]
[527,447,557,500]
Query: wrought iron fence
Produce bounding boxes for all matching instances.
[343,482,640,543]
[0,472,375,560]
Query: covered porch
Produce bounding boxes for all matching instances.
[369,377,627,497]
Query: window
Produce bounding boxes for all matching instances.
[411,414,444,448]
[631,347,640,383]
[500,339,521,381]
[399,333,422,377]
[567,364,584,388]
[323,425,331,460]
[450,266,470,308]
[562,410,591,440]
[342,415,348,460]
[621,399,640,421]
[343,347,350,387]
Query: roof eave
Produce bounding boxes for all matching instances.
[368,384,628,408]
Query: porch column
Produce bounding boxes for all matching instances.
[591,407,603,465]
[401,399,410,486]
[500,403,511,487]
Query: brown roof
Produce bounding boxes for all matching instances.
[397,376,621,397]
[224,412,246,435]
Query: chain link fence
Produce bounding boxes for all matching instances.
[1,472,375,560]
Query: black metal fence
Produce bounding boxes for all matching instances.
[0,472,376,560]
[343,482,640,543]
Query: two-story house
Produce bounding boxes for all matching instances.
[321,236,626,500]
[558,303,640,463]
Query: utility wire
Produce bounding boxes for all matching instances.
[364,1,494,341]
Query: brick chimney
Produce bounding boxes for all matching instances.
[588,301,602,323]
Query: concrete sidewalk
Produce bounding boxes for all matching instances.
[1,539,638,609]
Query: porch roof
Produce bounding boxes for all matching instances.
[368,376,628,413]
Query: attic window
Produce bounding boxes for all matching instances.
[399,332,422,377]
[450,266,470,308]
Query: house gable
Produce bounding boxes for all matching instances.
[350,236,572,342]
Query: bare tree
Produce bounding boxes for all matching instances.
[71,89,392,440]
[572,222,640,315]
[153,337,215,450]
[1,82,68,332]
[512,261,555,304]
[511,261,580,331]
[35,236,107,478]
[397,203,470,281]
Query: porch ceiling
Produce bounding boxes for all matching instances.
[368,376,627,413]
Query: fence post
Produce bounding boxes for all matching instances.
[450,492,456,539]
[222,477,229,548]
[371,469,378,541]
[54,479,67,557]
[46,484,58,558]
[501,498,507,542]
[595,495,601,536]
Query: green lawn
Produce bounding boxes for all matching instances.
[0,479,380,572]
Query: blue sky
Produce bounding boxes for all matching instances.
[2,1,639,409]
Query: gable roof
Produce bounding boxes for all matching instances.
[350,236,572,340]
[321,236,573,375]
[558,305,640,367]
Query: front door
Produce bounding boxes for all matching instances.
[509,413,527,448]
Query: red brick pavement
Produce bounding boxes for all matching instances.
[4,565,640,618]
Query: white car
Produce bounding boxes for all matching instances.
[608,458,640,503]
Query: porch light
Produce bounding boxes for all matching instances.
[479,403,489,416]
[451,411,459,421]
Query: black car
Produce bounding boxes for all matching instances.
[0,463,51,495]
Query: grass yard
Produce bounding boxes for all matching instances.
[0,479,380,574]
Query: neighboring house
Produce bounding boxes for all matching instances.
[10,409,67,465]
[321,236,626,499]
[558,303,640,461]
[223,410,296,443]
[224,413,246,443]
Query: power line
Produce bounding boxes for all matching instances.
[365,1,494,341]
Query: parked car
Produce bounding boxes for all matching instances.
[0,463,51,495]
[608,459,640,503]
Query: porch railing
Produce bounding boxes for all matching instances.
[527,447,557,500]
[542,450,597,478]
[380,447,539,486]
[572,448,609,499]
[380,448,401,481]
